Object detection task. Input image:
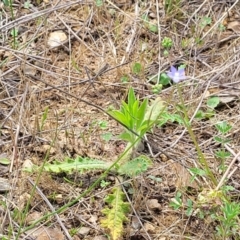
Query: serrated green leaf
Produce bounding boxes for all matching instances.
[215,121,232,134]
[207,96,220,109]
[215,150,231,159]
[43,157,112,173]
[213,136,230,144]
[118,155,152,176]
[101,187,130,240]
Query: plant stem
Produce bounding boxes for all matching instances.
[176,84,217,186]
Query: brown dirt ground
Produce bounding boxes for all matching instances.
[1,0,240,239]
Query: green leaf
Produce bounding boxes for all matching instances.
[132,99,139,117]
[215,121,232,134]
[170,191,182,210]
[147,175,162,182]
[215,150,231,160]
[24,0,31,8]
[101,132,112,142]
[189,168,207,177]
[43,157,112,173]
[40,106,49,131]
[132,62,142,75]
[127,87,136,110]
[98,120,108,129]
[207,96,220,109]
[95,0,103,7]
[141,14,149,22]
[144,97,165,122]
[195,110,207,120]
[118,131,134,143]
[136,99,148,129]
[118,155,152,177]
[159,73,171,85]
[148,23,158,33]
[11,28,18,37]
[3,0,10,6]
[200,16,212,28]
[161,36,173,49]
[186,199,193,216]
[121,75,129,83]
[109,110,130,128]
[0,158,10,165]
[214,136,230,144]
[101,187,130,240]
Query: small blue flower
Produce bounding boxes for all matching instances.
[167,66,186,83]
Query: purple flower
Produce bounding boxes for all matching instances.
[167,66,186,83]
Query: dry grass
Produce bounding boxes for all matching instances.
[1,0,240,239]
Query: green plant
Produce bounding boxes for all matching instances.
[132,62,142,75]
[164,0,181,14]
[165,66,240,239]
[69,228,79,237]
[95,0,103,7]
[101,187,130,240]
[25,87,164,239]
[40,107,49,131]
[147,175,162,182]
[195,96,220,120]
[10,27,19,48]
[167,66,216,184]
[200,16,212,28]
[98,120,108,130]
[207,96,220,109]
[151,84,162,94]
[109,87,165,162]
[148,73,171,94]
[215,201,240,239]
[24,0,32,8]
[161,36,173,56]
[101,132,112,142]
[100,180,111,188]
[214,121,232,171]
[2,0,10,6]
[120,75,129,83]
[170,191,182,210]
[218,24,226,32]
[161,36,173,49]
[141,14,158,33]
[157,112,184,126]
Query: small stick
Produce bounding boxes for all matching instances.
[28,178,72,240]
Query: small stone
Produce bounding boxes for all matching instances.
[47,31,67,48]
[146,199,161,210]
[78,226,90,235]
